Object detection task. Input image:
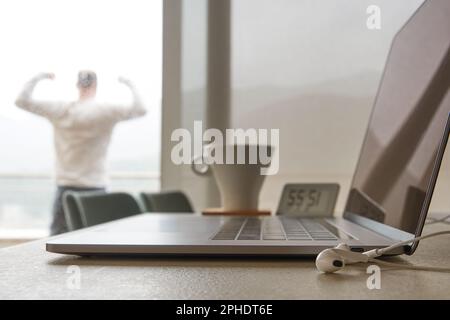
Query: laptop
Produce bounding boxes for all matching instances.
[47,0,450,257]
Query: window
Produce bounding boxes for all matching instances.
[0,0,162,237]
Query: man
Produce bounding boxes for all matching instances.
[15,71,147,235]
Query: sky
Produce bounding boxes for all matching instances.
[0,0,162,173]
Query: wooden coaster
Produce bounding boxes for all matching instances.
[202,208,271,216]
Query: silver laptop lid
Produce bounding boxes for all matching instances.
[344,0,450,248]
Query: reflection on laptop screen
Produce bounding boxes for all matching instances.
[345,0,450,234]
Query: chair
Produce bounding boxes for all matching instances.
[63,191,143,230]
[140,191,194,213]
[63,192,86,231]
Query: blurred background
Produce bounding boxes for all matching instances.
[3,0,449,243]
[176,0,450,215]
[0,0,162,238]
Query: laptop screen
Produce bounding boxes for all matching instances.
[345,0,450,234]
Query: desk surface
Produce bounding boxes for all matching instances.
[1,218,449,299]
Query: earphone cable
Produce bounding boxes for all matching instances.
[369,258,450,272]
[375,230,450,256]
[365,230,450,272]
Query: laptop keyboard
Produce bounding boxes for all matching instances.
[212,217,339,241]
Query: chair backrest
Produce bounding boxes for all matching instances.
[70,192,143,227]
[140,191,194,213]
[63,192,85,231]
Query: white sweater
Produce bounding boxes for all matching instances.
[15,73,147,188]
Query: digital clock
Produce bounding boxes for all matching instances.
[276,183,339,217]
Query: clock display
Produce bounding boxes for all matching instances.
[277,183,339,217]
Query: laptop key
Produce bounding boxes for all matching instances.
[263,235,286,240]
[211,217,338,241]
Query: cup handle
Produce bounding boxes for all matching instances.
[191,154,211,176]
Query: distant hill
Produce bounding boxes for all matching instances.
[232,71,381,174]
[179,71,381,175]
[1,71,381,175]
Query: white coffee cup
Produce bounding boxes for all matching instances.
[192,143,273,210]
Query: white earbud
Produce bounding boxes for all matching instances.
[316,243,373,273]
[315,231,450,273]
[315,247,346,273]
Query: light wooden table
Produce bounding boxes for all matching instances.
[0,217,449,299]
